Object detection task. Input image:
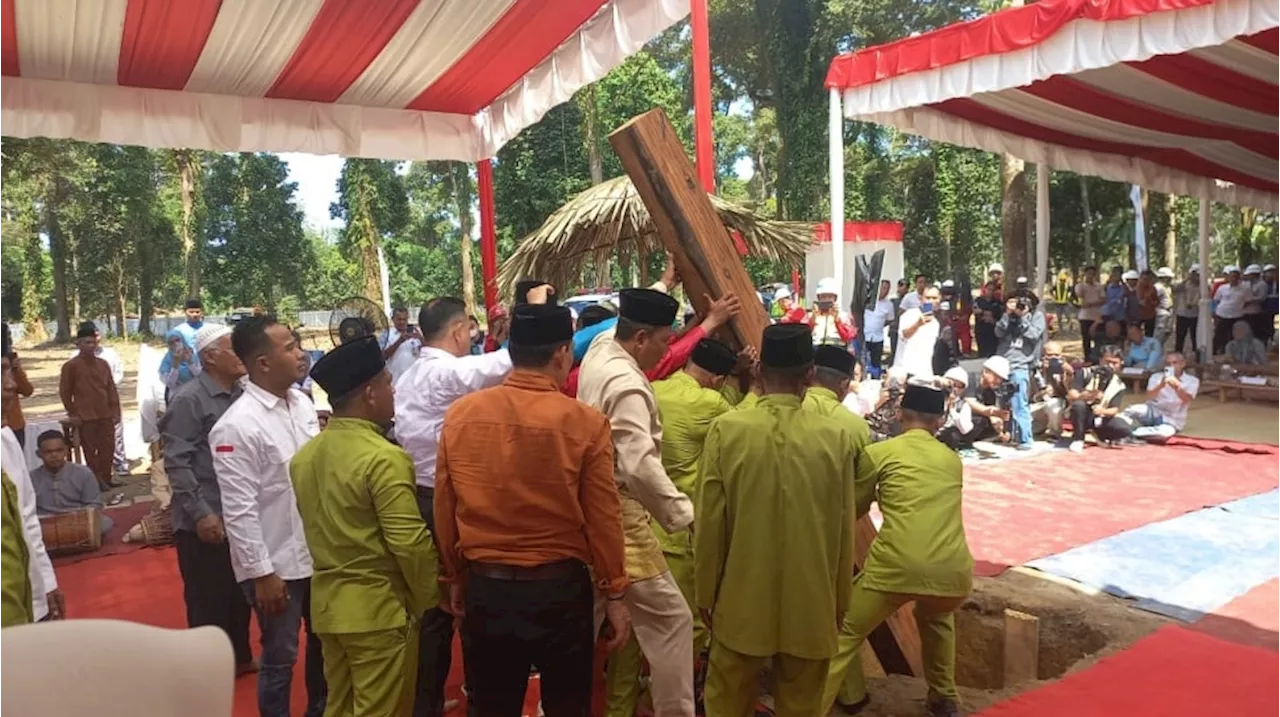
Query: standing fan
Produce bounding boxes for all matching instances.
[329,297,388,346]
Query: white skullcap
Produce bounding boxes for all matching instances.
[773,286,792,300]
[982,355,1011,381]
[943,366,969,388]
[1122,270,1139,280]
[194,325,231,355]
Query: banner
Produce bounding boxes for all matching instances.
[1130,184,1148,271]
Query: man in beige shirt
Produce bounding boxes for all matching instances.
[578,285,696,717]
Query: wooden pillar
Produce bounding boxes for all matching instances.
[609,109,768,351]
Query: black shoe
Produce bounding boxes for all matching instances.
[1117,436,1148,447]
[927,697,962,717]
[835,695,871,714]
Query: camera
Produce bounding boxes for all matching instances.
[991,380,1018,408]
[1092,365,1114,389]
[1014,296,1031,312]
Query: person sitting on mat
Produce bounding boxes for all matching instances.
[820,380,972,717]
[1065,346,1136,453]
[29,430,113,538]
[1119,352,1198,443]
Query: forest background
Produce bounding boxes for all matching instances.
[3,0,1275,342]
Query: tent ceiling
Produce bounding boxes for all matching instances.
[0,0,688,161]
[826,0,1279,211]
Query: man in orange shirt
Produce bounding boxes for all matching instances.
[435,303,632,716]
[60,324,122,491]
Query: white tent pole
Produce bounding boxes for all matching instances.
[829,88,845,300]
[1196,198,1211,360]
[1036,165,1050,296]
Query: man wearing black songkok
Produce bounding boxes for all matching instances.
[821,379,973,717]
[696,323,858,716]
[291,336,440,716]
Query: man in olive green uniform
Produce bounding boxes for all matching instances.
[1,471,33,627]
[291,336,440,717]
[804,345,871,450]
[696,324,858,717]
[821,381,972,717]
[606,339,739,717]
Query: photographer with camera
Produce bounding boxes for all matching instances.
[936,357,1015,450]
[1066,346,1134,453]
[1033,341,1073,439]
[994,289,1045,450]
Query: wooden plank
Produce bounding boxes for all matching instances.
[608,109,770,353]
[855,516,925,677]
[1002,609,1040,688]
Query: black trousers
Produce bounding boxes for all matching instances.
[174,528,253,665]
[975,326,998,358]
[1142,317,1156,337]
[462,564,595,717]
[1248,313,1272,346]
[866,341,884,374]
[1212,316,1239,355]
[1175,316,1198,356]
[1068,401,1131,443]
[1078,319,1096,363]
[937,415,995,450]
[415,486,460,717]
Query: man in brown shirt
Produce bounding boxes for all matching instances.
[60,323,122,490]
[435,302,631,717]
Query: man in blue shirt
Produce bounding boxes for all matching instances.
[1124,323,1164,371]
[173,298,205,350]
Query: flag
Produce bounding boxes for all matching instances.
[1130,185,1148,272]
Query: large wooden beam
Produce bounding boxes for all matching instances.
[1002,609,1040,687]
[855,516,925,677]
[608,109,770,352]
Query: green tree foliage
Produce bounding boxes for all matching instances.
[331,159,409,302]
[203,153,311,312]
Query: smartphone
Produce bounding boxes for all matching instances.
[921,301,935,314]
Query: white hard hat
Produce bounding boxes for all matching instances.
[1244,264,1262,275]
[982,355,1011,381]
[1015,276,1029,285]
[773,286,792,300]
[1156,267,1175,279]
[988,263,1004,274]
[943,366,969,388]
[1189,264,1202,274]
[1265,264,1277,272]
[1224,265,1241,274]
[1122,270,1139,280]
[941,279,955,288]
[815,277,839,296]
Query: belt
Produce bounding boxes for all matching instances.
[470,559,585,582]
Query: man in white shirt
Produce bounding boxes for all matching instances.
[893,285,942,378]
[1121,352,1199,442]
[898,273,928,314]
[862,280,896,376]
[3,346,61,622]
[393,292,525,717]
[1212,266,1250,355]
[212,316,325,717]
[380,306,422,384]
[1242,264,1269,345]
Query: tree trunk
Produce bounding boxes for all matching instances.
[1163,194,1177,270]
[115,271,127,338]
[583,86,604,186]
[1080,177,1093,266]
[138,235,155,336]
[453,165,478,318]
[70,243,81,326]
[360,213,382,304]
[1000,155,1029,279]
[944,226,953,274]
[1238,207,1257,267]
[20,227,47,344]
[177,151,202,298]
[46,179,71,341]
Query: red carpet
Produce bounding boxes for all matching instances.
[962,445,1279,576]
[51,501,155,567]
[1166,435,1279,455]
[976,625,1279,717]
[54,546,602,716]
[1191,579,1279,652]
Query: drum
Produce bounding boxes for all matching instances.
[138,507,174,547]
[39,508,102,556]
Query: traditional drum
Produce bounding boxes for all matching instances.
[39,507,102,556]
[123,506,174,547]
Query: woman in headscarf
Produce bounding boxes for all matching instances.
[158,328,201,394]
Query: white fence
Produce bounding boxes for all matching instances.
[7,309,418,344]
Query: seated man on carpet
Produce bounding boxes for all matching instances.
[1119,352,1198,443]
[936,357,1014,451]
[1032,341,1073,439]
[30,430,113,538]
[1065,346,1136,453]
[1123,322,1164,372]
[1216,321,1269,368]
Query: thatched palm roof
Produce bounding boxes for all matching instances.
[497,176,813,298]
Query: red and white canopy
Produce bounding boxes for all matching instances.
[825,0,1278,211]
[0,0,687,161]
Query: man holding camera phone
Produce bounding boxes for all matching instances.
[893,286,942,378]
[994,291,1045,450]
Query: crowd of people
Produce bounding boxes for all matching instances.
[0,255,1273,717]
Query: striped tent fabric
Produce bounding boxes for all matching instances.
[0,0,688,161]
[825,0,1279,210]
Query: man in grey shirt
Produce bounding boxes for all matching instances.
[160,324,255,674]
[30,429,112,537]
[995,289,1046,450]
